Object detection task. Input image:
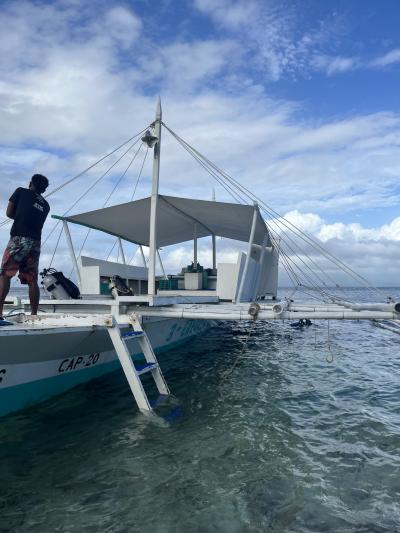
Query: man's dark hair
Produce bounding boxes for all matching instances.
[31,174,49,194]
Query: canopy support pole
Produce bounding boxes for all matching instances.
[139,245,146,267]
[118,238,126,265]
[212,189,216,270]
[157,250,167,279]
[62,221,81,285]
[148,98,162,297]
[254,235,268,299]
[236,204,258,303]
[194,223,198,267]
[212,236,216,270]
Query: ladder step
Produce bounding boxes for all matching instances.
[164,407,183,423]
[149,395,183,423]
[122,330,145,338]
[150,394,170,408]
[135,362,159,375]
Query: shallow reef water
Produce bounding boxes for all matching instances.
[1,288,400,532]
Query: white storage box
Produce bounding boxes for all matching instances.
[184,272,203,290]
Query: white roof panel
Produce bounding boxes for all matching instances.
[59,195,270,247]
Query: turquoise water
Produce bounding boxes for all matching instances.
[1,289,400,532]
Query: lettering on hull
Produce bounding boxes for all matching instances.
[58,353,100,373]
[0,320,209,393]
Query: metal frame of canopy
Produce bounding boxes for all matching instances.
[53,199,272,304]
[52,100,276,302]
[51,101,277,305]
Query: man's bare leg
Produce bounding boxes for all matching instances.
[28,281,40,315]
[0,274,11,318]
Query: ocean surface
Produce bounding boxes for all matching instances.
[1,288,400,532]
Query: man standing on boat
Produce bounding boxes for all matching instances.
[0,175,50,322]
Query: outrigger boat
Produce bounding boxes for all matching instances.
[1,100,399,418]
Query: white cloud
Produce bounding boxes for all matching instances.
[139,39,238,92]
[282,210,400,243]
[0,0,400,287]
[194,0,258,30]
[194,1,400,80]
[265,211,400,286]
[104,6,142,48]
[312,54,358,75]
[370,48,400,68]
[312,48,400,75]
[194,0,347,81]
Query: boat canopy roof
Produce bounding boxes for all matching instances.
[54,195,271,247]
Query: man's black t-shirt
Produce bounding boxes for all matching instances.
[9,188,50,241]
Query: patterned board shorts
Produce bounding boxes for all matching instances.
[0,236,41,284]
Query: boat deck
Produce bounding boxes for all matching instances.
[5,292,220,316]
[157,289,217,298]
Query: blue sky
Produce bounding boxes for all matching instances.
[1,0,400,284]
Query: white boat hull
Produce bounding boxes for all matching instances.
[0,317,209,417]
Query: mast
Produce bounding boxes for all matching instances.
[148,98,162,297]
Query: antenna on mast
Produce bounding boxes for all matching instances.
[142,97,162,148]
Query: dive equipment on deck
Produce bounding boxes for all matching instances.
[41,268,81,299]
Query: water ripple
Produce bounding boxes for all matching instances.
[1,288,400,532]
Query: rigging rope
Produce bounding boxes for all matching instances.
[220,321,257,382]
[41,135,143,254]
[106,239,118,262]
[265,222,336,299]
[44,128,148,199]
[162,122,387,302]
[130,146,149,201]
[165,124,330,298]
[164,126,348,277]
[49,225,64,268]
[165,124,335,299]
[0,127,149,230]
[75,142,144,262]
[106,146,149,262]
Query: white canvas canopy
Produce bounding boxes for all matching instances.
[55,195,271,248]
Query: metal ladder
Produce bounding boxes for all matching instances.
[107,313,170,412]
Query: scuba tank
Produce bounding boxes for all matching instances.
[40,268,81,300]
[109,275,132,298]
